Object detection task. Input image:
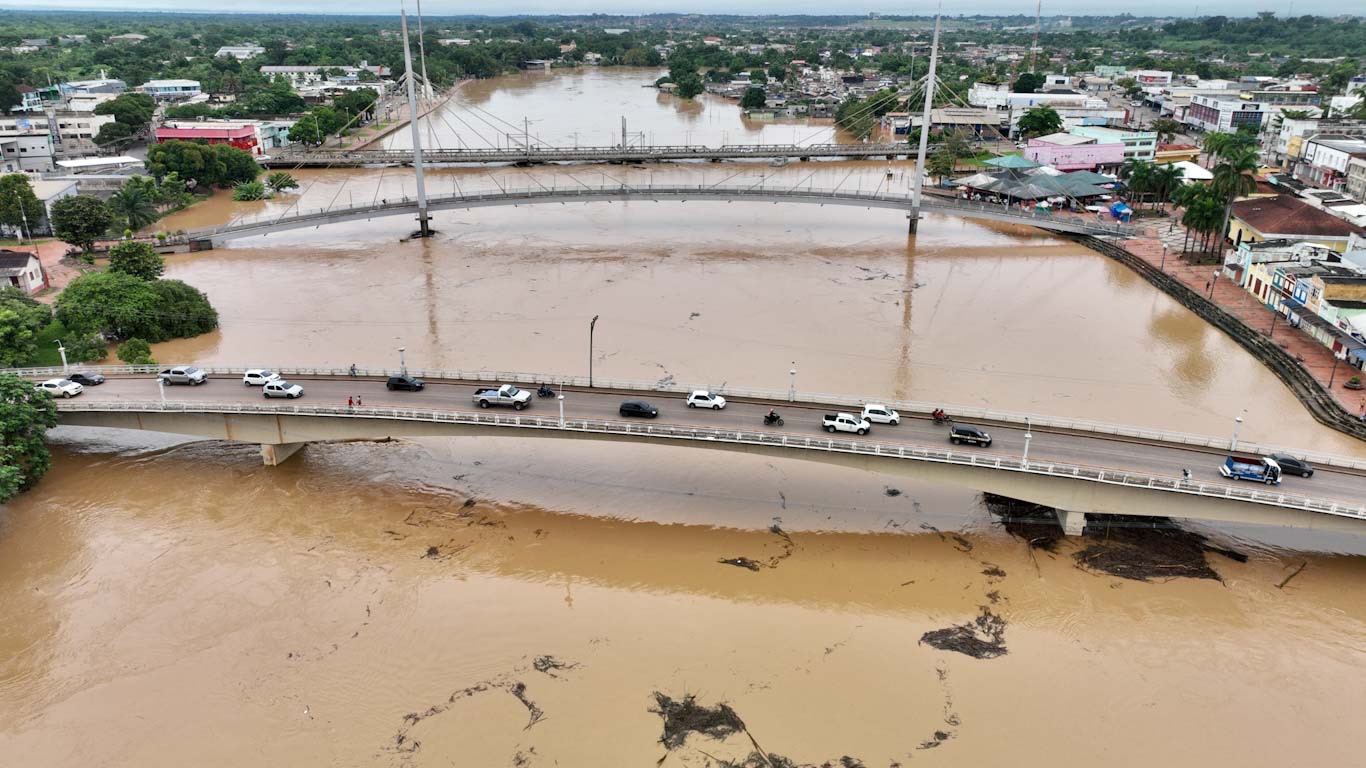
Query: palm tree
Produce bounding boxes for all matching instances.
[1151,163,1185,212]
[1211,147,1260,258]
[1202,132,1232,168]
[107,182,158,232]
[1121,159,1155,210]
[1151,118,1181,144]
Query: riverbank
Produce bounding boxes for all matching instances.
[342,80,467,151]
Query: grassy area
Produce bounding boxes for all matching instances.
[28,319,69,367]
[0,238,53,248]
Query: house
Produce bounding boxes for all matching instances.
[0,130,55,173]
[11,85,43,113]
[1023,132,1124,171]
[583,52,602,65]
[260,63,391,89]
[28,179,78,235]
[1296,135,1366,193]
[155,122,259,154]
[1069,126,1158,162]
[1155,143,1201,164]
[215,44,265,60]
[137,79,202,101]
[47,113,117,155]
[0,251,48,295]
[437,38,472,46]
[106,34,148,44]
[1130,69,1174,86]
[908,107,1007,140]
[1229,195,1366,253]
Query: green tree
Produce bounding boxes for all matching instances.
[1151,163,1185,211]
[1012,72,1045,93]
[1151,118,1181,144]
[0,288,52,367]
[148,279,218,340]
[622,47,658,67]
[95,121,136,146]
[213,144,262,186]
[265,172,299,193]
[1016,105,1063,139]
[107,181,159,231]
[0,174,46,239]
[333,88,380,120]
[233,180,267,201]
[1211,147,1260,256]
[0,81,20,116]
[927,147,957,183]
[767,65,787,83]
[116,337,155,365]
[1121,159,1155,209]
[740,87,766,110]
[147,140,225,189]
[94,92,155,128]
[288,113,326,146]
[49,195,113,253]
[65,333,109,363]
[0,373,59,502]
[107,240,165,280]
[55,271,162,340]
[673,74,704,100]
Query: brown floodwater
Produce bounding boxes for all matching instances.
[4,68,1365,767]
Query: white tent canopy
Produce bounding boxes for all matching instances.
[1169,160,1213,183]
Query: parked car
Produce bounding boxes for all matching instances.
[861,404,900,425]
[686,390,727,410]
[262,380,304,399]
[619,400,658,418]
[243,369,281,387]
[949,424,992,447]
[473,384,531,410]
[386,374,424,391]
[1269,453,1314,478]
[67,371,104,386]
[158,366,207,385]
[35,378,83,398]
[823,413,871,435]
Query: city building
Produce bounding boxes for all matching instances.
[259,63,391,89]
[0,251,48,295]
[106,33,148,44]
[1347,157,1366,203]
[1069,126,1157,162]
[1185,94,1268,134]
[1229,195,1365,253]
[215,44,265,60]
[155,122,258,153]
[1022,132,1123,171]
[0,113,119,156]
[1155,143,1201,164]
[11,85,43,113]
[1296,135,1366,193]
[907,108,1007,140]
[1130,69,1173,86]
[0,130,55,173]
[137,79,202,101]
[28,179,79,235]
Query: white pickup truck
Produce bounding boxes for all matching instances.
[472,384,532,410]
[822,413,871,435]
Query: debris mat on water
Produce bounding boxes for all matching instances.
[719,557,763,571]
[919,607,1008,659]
[650,692,746,750]
[716,752,867,768]
[982,493,1063,551]
[1072,515,1236,582]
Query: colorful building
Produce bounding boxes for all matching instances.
[155,122,258,153]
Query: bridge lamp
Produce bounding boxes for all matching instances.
[1022,417,1032,467]
[156,375,165,405]
[55,339,68,374]
[589,315,599,388]
[788,366,797,402]
[558,394,565,427]
[397,346,407,375]
[1230,412,1246,453]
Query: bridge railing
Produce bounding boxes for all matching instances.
[55,398,1366,521]
[268,142,917,160]
[15,363,1365,471]
[188,185,1136,239]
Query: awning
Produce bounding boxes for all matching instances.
[1282,297,1366,362]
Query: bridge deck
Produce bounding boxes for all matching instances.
[260,142,921,168]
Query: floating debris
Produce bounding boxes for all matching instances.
[919,607,1008,660]
[650,692,746,750]
[718,557,763,571]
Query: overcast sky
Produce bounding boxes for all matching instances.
[0,1,1345,17]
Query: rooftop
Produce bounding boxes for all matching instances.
[1234,195,1365,239]
[0,251,37,271]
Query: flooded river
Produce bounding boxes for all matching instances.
[3,68,1364,767]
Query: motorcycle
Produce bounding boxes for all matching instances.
[536,385,556,398]
[932,410,949,425]
[763,412,784,427]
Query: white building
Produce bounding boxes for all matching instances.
[1298,136,1366,192]
[259,63,391,89]
[0,130,54,173]
[1069,126,1158,162]
[1185,94,1268,134]
[215,44,265,60]
[137,79,202,101]
[1131,69,1174,86]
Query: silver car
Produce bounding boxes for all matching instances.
[262,380,304,399]
[158,365,208,385]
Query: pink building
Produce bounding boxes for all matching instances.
[1023,132,1124,171]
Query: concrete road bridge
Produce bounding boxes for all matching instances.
[19,364,1366,537]
[259,142,927,168]
[186,184,1134,246]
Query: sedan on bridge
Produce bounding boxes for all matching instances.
[68,371,105,386]
[1269,453,1314,478]
[243,369,281,386]
[862,404,900,425]
[686,390,727,410]
[619,400,659,418]
[949,424,992,447]
[35,378,83,398]
[386,374,425,392]
[262,380,304,399]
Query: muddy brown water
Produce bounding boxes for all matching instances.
[4,68,1365,767]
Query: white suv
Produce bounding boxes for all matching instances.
[35,378,83,398]
[862,404,900,425]
[686,390,727,410]
[243,369,281,387]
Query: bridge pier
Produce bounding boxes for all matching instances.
[261,442,307,466]
[1055,509,1087,536]
[907,209,920,234]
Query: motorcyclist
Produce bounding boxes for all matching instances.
[765,409,779,424]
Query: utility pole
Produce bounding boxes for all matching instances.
[621,116,627,149]
[909,12,941,235]
[401,6,431,238]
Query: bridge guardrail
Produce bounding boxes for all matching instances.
[55,398,1366,521]
[183,185,1136,241]
[14,363,1365,471]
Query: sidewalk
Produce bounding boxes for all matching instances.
[1120,221,1366,418]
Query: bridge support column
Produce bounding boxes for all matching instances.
[1055,509,1087,536]
[261,442,307,467]
[907,208,920,234]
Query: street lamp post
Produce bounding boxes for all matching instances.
[1160,244,1168,272]
[1328,350,1348,389]
[156,375,166,405]
[1230,411,1246,453]
[558,394,565,427]
[1022,417,1032,467]
[1209,269,1219,299]
[1269,309,1278,339]
[55,339,68,374]
[588,315,599,387]
[788,365,797,402]
[397,346,407,375]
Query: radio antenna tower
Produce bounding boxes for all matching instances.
[1030,0,1042,72]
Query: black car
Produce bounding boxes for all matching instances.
[386,374,425,392]
[619,400,658,418]
[1269,453,1314,478]
[949,424,992,447]
[68,371,105,386]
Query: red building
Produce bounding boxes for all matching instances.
[154,123,258,154]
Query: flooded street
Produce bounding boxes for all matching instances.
[3,68,1365,767]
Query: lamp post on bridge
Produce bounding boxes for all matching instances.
[588,315,599,388]
[55,339,68,374]
[558,394,565,427]
[397,346,407,375]
[1230,410,1246,453]
[788,365,796,402]
[1022,417,1032,467]
[156,375,165,406]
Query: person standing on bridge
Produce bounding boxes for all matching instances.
[348,396,354,408]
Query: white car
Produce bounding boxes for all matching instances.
[243,369,281,386]
[35,378,83,398]
[686,390,727,410]
[262,380,304,399]
[862,404,900,425]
